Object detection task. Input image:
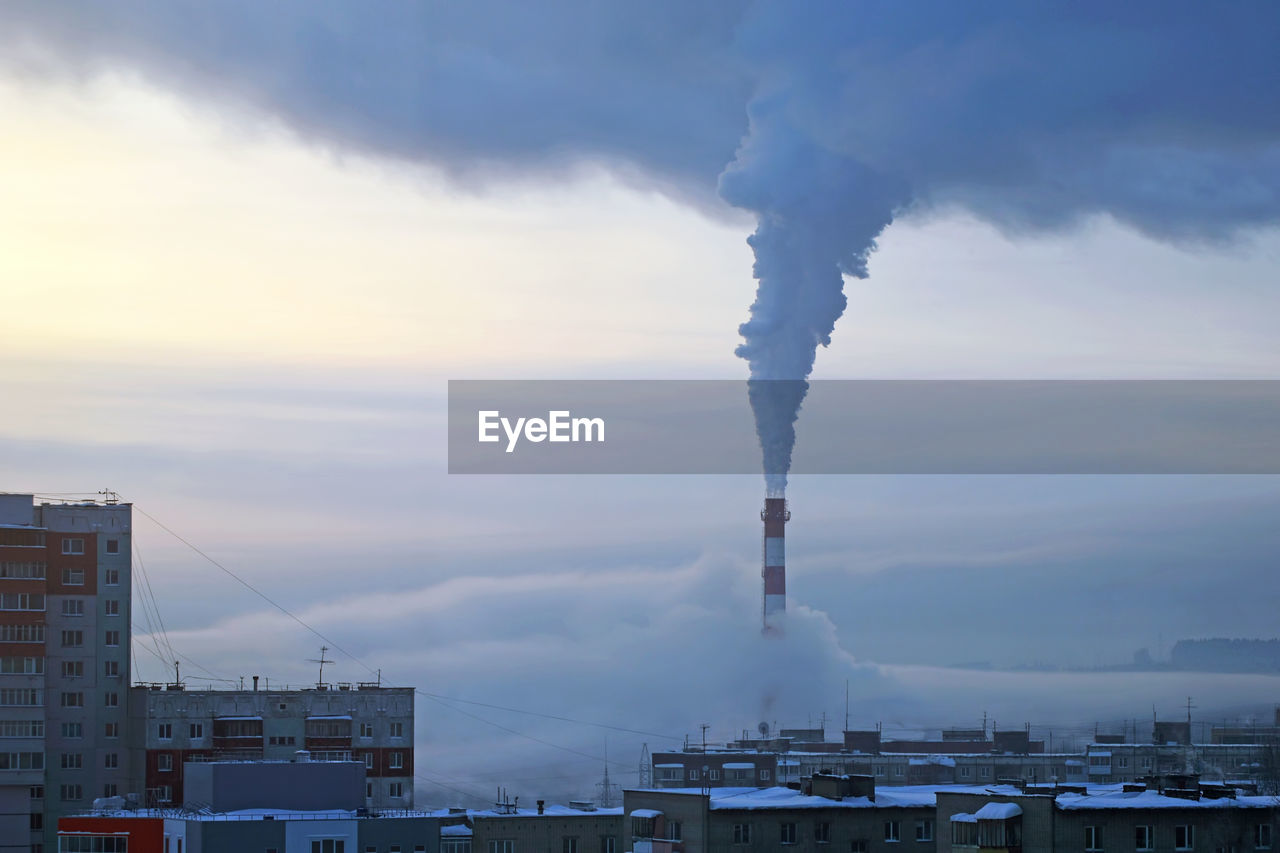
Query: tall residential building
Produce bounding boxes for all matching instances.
[0,492,132,853]
[130,682,416,811]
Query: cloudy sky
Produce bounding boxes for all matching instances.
[2,1,1280,805]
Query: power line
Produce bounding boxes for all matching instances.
[130,501,671,768]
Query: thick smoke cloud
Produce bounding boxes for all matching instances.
[6,0,1276,490]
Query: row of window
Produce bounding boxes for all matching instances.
[61,659,124,678]
[0,688,42,706]
[60,837,128,853]
[1084,823,1272,852]
[485,843,615,853]
[659,766,770,782]
[60,690,122,708]
[59,629,122,647]
[59,598,123,616]
[0,623,43,642]
[153,721,405,742]
[60,537,121,555]
[723,819,932,845]
[57,751,121,770]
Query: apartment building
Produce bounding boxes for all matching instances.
[470,802,624,853]
[130,682,415,810]
[0,493,133,852]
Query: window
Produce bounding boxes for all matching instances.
[487,843,514,853]
[365,847,376,853]
[105,568,120,585]
[0,720,43,737]
[0,752,44,770]
[669,821,682,841]
[851,842,868,853]
[0,656,42,674]
[1,592,45,610]
[105,753,119,769]
[62,722,83,738]
[157,785,171,802]
[1136,825,1154,851]
[1085,825,1102,851]
[30,785,43,799]
[709,768,721,780]
[60,783,83,801]
[1257,824,1273,850]
[1176,825,1195,851]
[62,538,85,555]
[158,723,173,739]
[62,568,85,585]
[874,765,886,776]
[885,821,901,843]
[106,539,120,554]
[733,824,751,844]
[390,751,404,769]
[30,813,42,831]
[360,722,374,738]
[365,752,374,769]
[104,691,119,708]
[61,752,83,769]
[816,821,831,843]
[157,753,173,772]
[105,722,119,738]
[960,766,972,778]
[689,769,700,781]
[104,661,120,678]
[366,782,373,799]
[105,630,120,646]
[0,624,43,642]
[916,820,934,843]
[61,691,84,708]
[103,783,119,798]
[269,735,297,745]
[61,630,84,647]
[105,599,120,616]
[980,767,991,778]
[310,843,347,853]
[600,838,616,853]
[781,822,797,845]
[563,839,579,853]
[189,723,204,739]
[62,599,85,616]
[390,722,404,737]
[761,769,771,780]
[0,688,42,706]
[1118,756,1129,768]
[389,781,404,798]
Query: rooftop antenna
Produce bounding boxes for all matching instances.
[98,489,120,505]
[845,679,850,732]
[596,739,620,808]
[638,743,651,788]
[307,646,332,686]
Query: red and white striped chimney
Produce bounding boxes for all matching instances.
[761,497,789,633]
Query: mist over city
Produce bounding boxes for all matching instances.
[2,3,1280,851]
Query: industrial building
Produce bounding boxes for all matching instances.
[0,493,134,852]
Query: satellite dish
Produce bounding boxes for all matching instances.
[758,721,770,737]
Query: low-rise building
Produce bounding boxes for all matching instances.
[469,802,623,853]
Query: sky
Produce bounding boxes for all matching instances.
[2,1,1280,806]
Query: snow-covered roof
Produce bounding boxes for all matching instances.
[1056,790,1275,811]
[950,813,977,823]
[306,715,353,721]
[723,763,756,770]
[440,825,472,837]
[214,716,263,721]
[654,764,683,769]
[630,809,663,819]
[975,803,1022,819]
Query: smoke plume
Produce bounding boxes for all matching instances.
[720,101,908,494]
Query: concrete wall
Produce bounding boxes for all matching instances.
[183,760,365,811]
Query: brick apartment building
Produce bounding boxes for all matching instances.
[131,682,416,810]
[0,493,133,852]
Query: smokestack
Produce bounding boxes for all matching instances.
[253,675,259,692]
[762,497,789,632]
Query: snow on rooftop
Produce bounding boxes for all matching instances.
[306,715,353,720]
[440,825,472,837]
[975,802,1023,819]
[1056,789,1275,811]
[950,813,978,823]
[723,763,757,770]
[630,809,663,818]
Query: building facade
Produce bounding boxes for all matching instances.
[130,683,415,811]
[0,493,133,852]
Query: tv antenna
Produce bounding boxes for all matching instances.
[307,646,332,686]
